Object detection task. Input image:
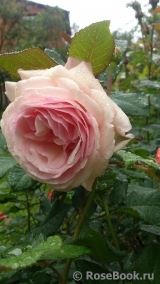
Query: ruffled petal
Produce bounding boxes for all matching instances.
[5,82,17,102]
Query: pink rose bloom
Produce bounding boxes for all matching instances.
[1,57,133,191]
[156,148,160,164]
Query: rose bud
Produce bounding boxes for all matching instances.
[0,211,7,221]
[112,47,122,65]
[132,1,141,11]
[135,10,144,19]
[47,190,53,200]
[156,148,160,164]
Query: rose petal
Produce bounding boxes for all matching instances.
[65,57,104,92]
[5,82,17,102]
[57,77,102,126]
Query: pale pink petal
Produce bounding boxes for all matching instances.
[18,68,49,79]
[15,76,56,99]
[90,89,115,123]
[5,82,17,102]
[57,78,102,126]
[111,100,134,151]
[114,133,134,152]
[65,57,92,72]
[21,86,72,102]
[35,114,50,136]
[45,66,91,95]
[67,140,81,165]
[112,100,132,135]
[82,178,97,192]
[65,57,104,92]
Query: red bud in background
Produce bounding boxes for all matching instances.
[156,148,160,164]
[0,211,7,221]
[47,190,53,200]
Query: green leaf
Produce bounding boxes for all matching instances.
[0,155,17,178]
[0,176,10,190]
[126,186,160,206]
[72,187,97,218]
[109,181,127,206]
[34,201,71,236]
[123,169,149,180]
[0,131,8,155]
[98,168,117,188]
[74,227,121,265]
[42,199,69,224]
[140,80,160,90]
[72,186,86,212]
[118,206,160,226]
[141,224,160,235]
[69,21,114,75]
[32,270,50,284]
[129,50,145,65]
[142,123,160,132]
[131,206,160,226]
[111,91,149,117]
[0,236,91,271]
[44,48,65,65]
[0,192,16,203]
[0,48,57,79]
[39,207,71,236]
[0,271,18,284]
[9,205,22,213]
[123,252,135,270]
[40,197,51,215]
[98,40,128,87]
[134,242,160,283]
[117,150,160,170]
[7,165,37,191]
[117,207,140,219]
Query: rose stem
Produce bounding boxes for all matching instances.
[106,74,112,96]
[61,179,97,284]
[99,192,120,251]
[26,194,31,232]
